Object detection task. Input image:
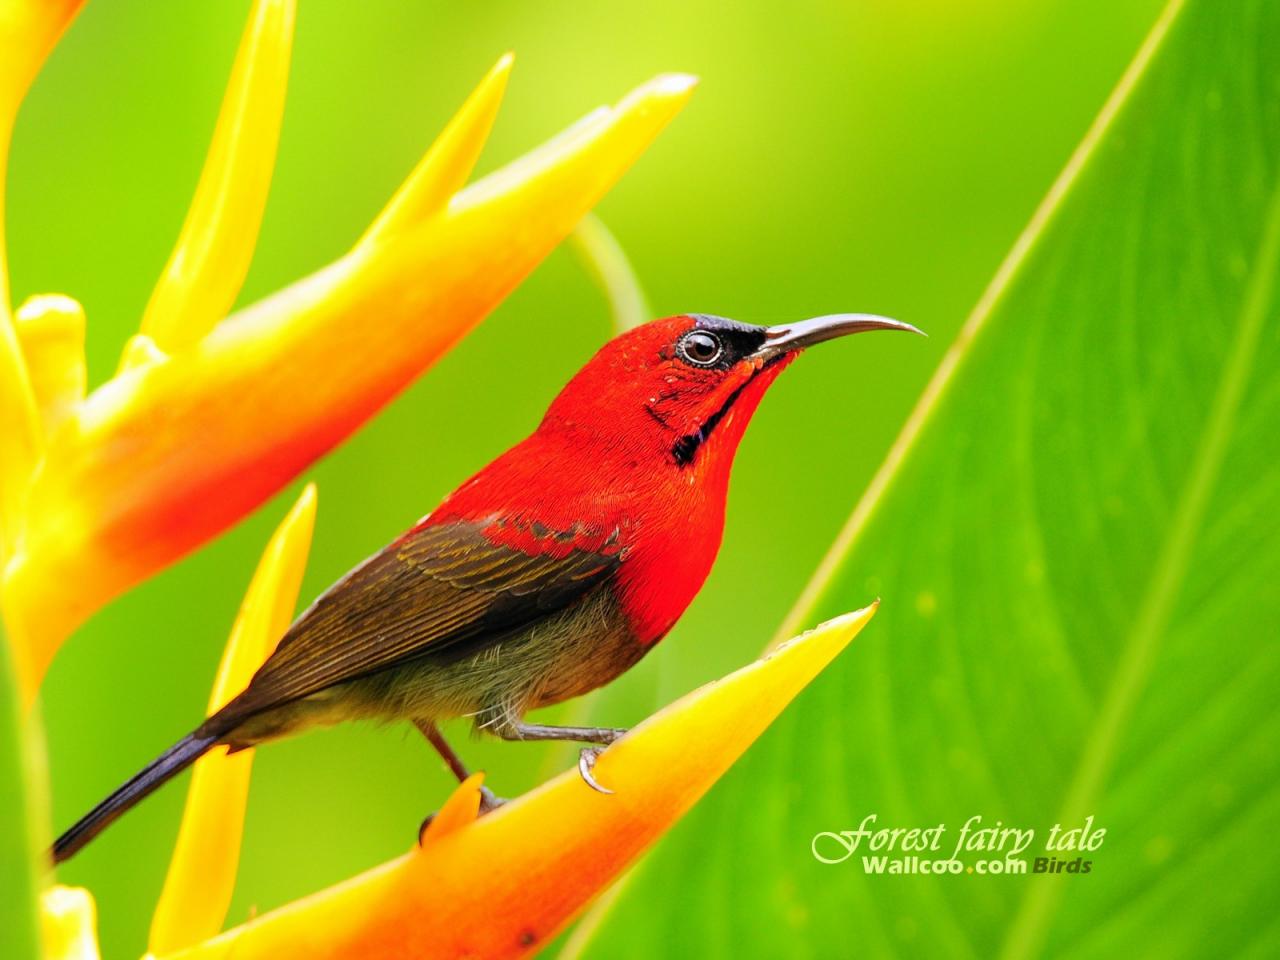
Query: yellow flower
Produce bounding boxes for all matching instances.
[0,0,695,706]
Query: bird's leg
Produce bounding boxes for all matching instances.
[416,720,471,782]
[414,720,505,842]
[496,722,627,796]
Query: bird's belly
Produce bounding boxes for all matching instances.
[328,586,648,732]
[518,587,649,709]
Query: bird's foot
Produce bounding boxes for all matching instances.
[578,746,614,795]
[417,785,507,845]
[490,720,625,795]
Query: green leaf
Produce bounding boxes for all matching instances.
[0,624,43,960]
[571,0,1280,956]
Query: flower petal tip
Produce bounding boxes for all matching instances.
[138,0,295,352]
[650,73,699,96]
[808,602,878,639]
[765,602,876,659]
[41,886,100,960]
[616,73,698,117]
[116,333,170,372]
[295,481,318,515]
[419,772,486,845]
[14,294,86,434]
[359,51,514,247]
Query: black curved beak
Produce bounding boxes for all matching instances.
[754,313,924,361]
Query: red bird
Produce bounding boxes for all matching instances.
[53,312,919,862]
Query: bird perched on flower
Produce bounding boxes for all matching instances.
[53,311,919,862]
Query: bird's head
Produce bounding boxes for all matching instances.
[539,313,922,474]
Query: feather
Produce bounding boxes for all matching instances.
[210,519,622,729]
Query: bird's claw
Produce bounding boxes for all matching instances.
[578,746,613,795]
[479,785,506,814]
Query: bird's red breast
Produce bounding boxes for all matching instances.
[427,318,796,646]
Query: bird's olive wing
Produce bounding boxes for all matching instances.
[217,519,622,723]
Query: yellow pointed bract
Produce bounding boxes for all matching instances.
[153,606,875,960]
[4,71,695,702]
[14,294,86,434]
[359,53,513,247]
[419,772,485,843]
[116,333,168,371]
[40,886,101,960]
[148,485,316,956]
[134,0,295,358]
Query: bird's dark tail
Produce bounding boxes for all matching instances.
[52,730,220,864]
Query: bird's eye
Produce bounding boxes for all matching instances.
[679,330,723,366]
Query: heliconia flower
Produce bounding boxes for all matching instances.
[0,0,695,704]
[145,605,876,960]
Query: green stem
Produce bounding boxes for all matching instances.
[570,213,651,333]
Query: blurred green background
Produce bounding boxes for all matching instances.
[13,0,1165,955]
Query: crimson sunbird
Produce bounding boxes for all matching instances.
[53,312,920,863]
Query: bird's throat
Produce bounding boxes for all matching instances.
[671,353,791,467]
[671,375,756,466]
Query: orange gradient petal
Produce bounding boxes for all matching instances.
[148,485,316,956]
[154,606,875,960]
